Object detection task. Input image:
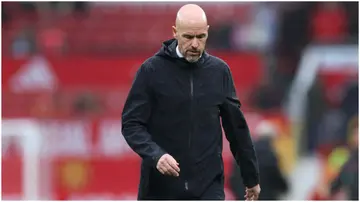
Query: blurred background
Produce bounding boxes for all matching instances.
[1,1,358,200]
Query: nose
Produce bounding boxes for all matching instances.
[191,38,199,49]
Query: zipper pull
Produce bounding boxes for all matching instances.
[185,181,189,190]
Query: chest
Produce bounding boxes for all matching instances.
[150,65,225,108]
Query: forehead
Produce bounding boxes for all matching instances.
[178,22,208,35]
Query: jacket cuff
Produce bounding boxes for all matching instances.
[244,176,260,188]
[151,150,167,168]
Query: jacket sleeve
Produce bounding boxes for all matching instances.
[219,65,260,188]
[121,62,166,167]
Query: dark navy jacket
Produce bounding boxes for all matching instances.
[121,38,259,199]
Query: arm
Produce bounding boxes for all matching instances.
[121,62,166,167]
[219,65,260,188]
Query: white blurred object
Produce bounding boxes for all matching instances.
[254,120,278,139]
[284,155,323,200]
[285,44,358,123]
[232,3,278,51]
[9,55,58,93]
[2,119,43,200]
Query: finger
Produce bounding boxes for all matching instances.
[244,190,251,198]
[165,156,180,169]
[163,161,179,177]
[167,159,180,173]
[168,167,179,176]
[159,163,171,175]
[169,163,180,174]
[168,156,179,165]
[246,192,254,200]
[159,161,173,176]
[157,167,165,175]
[162,168,173,176]
[158,162,171,176]
[164,157,179,173]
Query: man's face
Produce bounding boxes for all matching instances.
[173,24,209,63]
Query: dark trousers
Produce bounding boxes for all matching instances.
[197,175,225,200]
[140,174,225,200]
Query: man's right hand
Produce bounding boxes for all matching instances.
[245,184,261,200]
[156,154,180,177]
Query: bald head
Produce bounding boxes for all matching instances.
[175,4,208,29]
[172,4,209,63]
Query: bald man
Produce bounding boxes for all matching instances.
[122,4,260,200]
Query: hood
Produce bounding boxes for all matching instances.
[155,38,179,59]
[155,38,208,64]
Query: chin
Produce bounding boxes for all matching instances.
[185,56,200,63]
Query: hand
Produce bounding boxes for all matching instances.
[245,184,261,200]
[156,154,180,177]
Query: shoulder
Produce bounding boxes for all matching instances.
[140,57,156,71]
[136,55,168,84]
[140,55,167,72]
[206,54,231,73]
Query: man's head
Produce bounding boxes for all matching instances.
[172,4,209,63]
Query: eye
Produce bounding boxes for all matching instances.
[196,34,206,39]
[182,34,194,39]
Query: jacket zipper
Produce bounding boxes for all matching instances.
[189,72,194,149]
[185,70,194,191]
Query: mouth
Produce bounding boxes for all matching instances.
[187,51,200,56]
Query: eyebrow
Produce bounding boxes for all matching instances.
[182,33,207,38]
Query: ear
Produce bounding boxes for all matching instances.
[172,26,177,39]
